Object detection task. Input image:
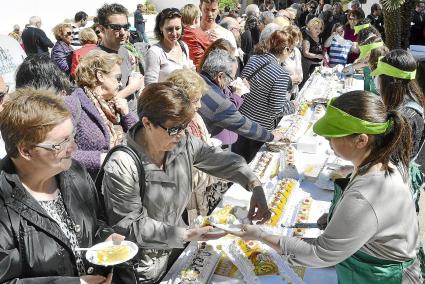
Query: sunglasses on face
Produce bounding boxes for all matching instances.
[159,123,187,136]
[66,31,72,36]
[95,30,101,35]
[107,23,131,31]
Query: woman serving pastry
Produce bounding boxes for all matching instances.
[224,91,422,283]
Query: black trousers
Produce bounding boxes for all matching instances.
[231,135,264,164]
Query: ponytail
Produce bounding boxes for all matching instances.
[357,109,412,181]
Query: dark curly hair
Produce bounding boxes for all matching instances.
[97,3,128,26]
[154,8,182,40]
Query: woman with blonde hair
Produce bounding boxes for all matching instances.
[180,4,212,67]
[166,69,218,220]
[301,17,325,84]
[64,50,138,178]
[51,23,74,77]
[70,27,98,79]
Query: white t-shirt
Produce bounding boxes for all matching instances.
[0,35,26,92]
[213,25,239,57]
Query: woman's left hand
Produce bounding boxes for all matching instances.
[114,98,129,115]
[248,186,271,224]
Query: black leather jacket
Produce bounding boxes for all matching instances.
[0,158,114,283]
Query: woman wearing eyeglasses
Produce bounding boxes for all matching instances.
[233,29,297,162]
[0,88,124,284]
[51,23,74,78]
[70,28,98,79]
[101,82,271,283]
[144,7,194,85]
[64,50,137,178]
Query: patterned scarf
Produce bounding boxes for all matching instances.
[84,87,124,148]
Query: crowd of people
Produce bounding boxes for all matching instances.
[0,0,424,283]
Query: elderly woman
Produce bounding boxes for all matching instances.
[234,29,297,162]
[51,23,74,78]
[302,17,325,83]
[144,8,194,85]
[64,50,138,178]
[71,27,98,79]
[101,82,270,283]
[0,88,122,283]
[166,69,219,221]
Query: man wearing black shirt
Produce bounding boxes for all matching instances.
[21,16,53,55]
[367,4,385,41]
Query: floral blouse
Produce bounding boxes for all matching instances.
[38,191,86,275]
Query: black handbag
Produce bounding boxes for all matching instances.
[95,144,146,284]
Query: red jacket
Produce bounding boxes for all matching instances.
[71,44,97,79]
[181,25,211,68]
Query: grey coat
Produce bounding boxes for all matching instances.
[101,122,257,283]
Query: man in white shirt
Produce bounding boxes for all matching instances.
[199,0,238,56]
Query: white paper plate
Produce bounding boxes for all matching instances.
[210,138,223,147]
[212,223,242,233]
[85,240,138,266]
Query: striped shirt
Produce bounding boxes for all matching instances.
[240,53,295,130]
[328,38,352,67]
[71,25,82,48]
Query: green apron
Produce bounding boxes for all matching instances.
[328,178,416,284]
[363,67,378,95]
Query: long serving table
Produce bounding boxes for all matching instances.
[161,69,364,284]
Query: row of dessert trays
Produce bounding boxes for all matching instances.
[222,238,305,284]
[174,241,221,284]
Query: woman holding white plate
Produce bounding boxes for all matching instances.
[0,88,124,283]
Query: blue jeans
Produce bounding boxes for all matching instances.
[135,24,149,44]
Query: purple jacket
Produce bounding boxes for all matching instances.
[64,88,138,177]
[51,41,73,76]
[213,87,244,145]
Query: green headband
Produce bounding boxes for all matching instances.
[370,57,417,79]
[359,41,384,59]
[354,23,370,35]
[313,99,392,138]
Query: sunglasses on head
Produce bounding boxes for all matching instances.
[161,8,181,18]
[159,123,187,136]
[107,23,131,31]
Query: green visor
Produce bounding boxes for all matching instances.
[359,41,384,59]
[354,23,370,35]
[370,57,417,79]
[313,98,392,138]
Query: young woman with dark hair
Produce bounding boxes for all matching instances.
[223,91,422,284]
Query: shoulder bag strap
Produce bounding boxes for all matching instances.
[246,61,271,81]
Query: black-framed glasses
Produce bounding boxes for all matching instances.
[160,8,182,18]
[223,71,235,82]
[95,30,101,35]
[107,23,131,31]
[158,124,187,136]
[34,130,76,151]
